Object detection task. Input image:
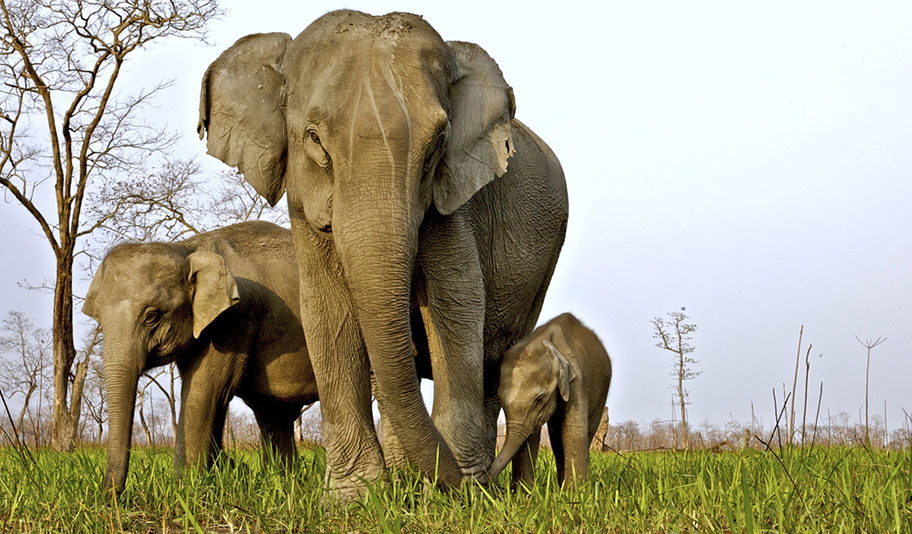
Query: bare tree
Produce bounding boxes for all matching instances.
[143,364,178,442]
[135,368,166,446]
[89,158,207,246]
[0,311,52,445]
[210,169,289,228]
[89,161,288,249]
[82,357,107,443]
[855,335,886,448]
[0,0,220,451]
[652,308,699,449]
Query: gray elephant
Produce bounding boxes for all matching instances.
[489,313,612,488]
[198,10,568,498]
[82,221,318,494]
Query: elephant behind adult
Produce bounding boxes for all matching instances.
[198,10,568,497]
[82,221,317,494]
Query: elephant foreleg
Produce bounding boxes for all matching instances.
[292,219,385,499]
[371,374,410,471]
[416,212,487,480]
[176,354,236,475]
[510,428,541,491]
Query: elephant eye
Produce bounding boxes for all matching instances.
[142,308,162,327]
[305,129,331,168]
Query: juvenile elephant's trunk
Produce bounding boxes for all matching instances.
[332,171,464,488]
[101,338,142,494]
[488,424,531,483]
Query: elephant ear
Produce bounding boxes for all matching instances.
[198,32,292,206]
[543,338,577,403]
[187,250,240,339]
[82,263,105,320]
[435,40,516,215]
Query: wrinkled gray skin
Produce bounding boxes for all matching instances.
[198,10,568,498]
[82,222,317,494]
[489,313,612,488]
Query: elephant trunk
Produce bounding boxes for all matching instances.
[101,338,142,494]
[489,423,532,483]
[332,172,464,488]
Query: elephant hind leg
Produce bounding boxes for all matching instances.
[253,406,298,467]
[547,422,566,485]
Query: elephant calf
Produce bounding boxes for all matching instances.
[82,221,317,493]
[489,313,612,488]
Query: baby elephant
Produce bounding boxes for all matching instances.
[489,313,612,488]
[82,221,317,494]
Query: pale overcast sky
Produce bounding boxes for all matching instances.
[2,1,910,432]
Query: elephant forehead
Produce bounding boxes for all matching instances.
[303,10,442,49]
[500,358,552,400]
[99,253,186,307]
[289,11,450,120]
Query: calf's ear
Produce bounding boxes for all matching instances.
[544,339,577,402]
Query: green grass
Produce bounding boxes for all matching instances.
[0,445,910,533]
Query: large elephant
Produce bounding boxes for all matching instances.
[82,221,318,494]
[198,10,568,497]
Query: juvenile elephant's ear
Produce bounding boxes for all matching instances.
[187,251,240,339]
[198,32,292,206]
[82,264,105,320]
[435,41,516,215]
[544,338,577,403]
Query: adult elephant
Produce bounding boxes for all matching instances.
[198,10,568,498]
[82,222,318,494]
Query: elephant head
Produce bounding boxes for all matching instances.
[488,337,577,482]
[82,243,239,493]
[198,10,515,485]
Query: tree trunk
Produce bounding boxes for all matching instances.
[591,407,610,452]
[15,384,36,435]
[864,348,871,448]
[50,252,83,452]
[677,352,688,450]
[138,388,152,446]
[168,363,178,443]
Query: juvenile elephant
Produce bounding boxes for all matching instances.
[82,221,318,494]
[198,10,568,497]
[489,313,612,488]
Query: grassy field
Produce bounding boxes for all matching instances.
[0,444,910,533]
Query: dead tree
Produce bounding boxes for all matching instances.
[652,308,699,449]
[0,311,52,445]
[855,335,886,448]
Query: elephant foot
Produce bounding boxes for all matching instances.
[459,461,490,487]
[323,467,387,505]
